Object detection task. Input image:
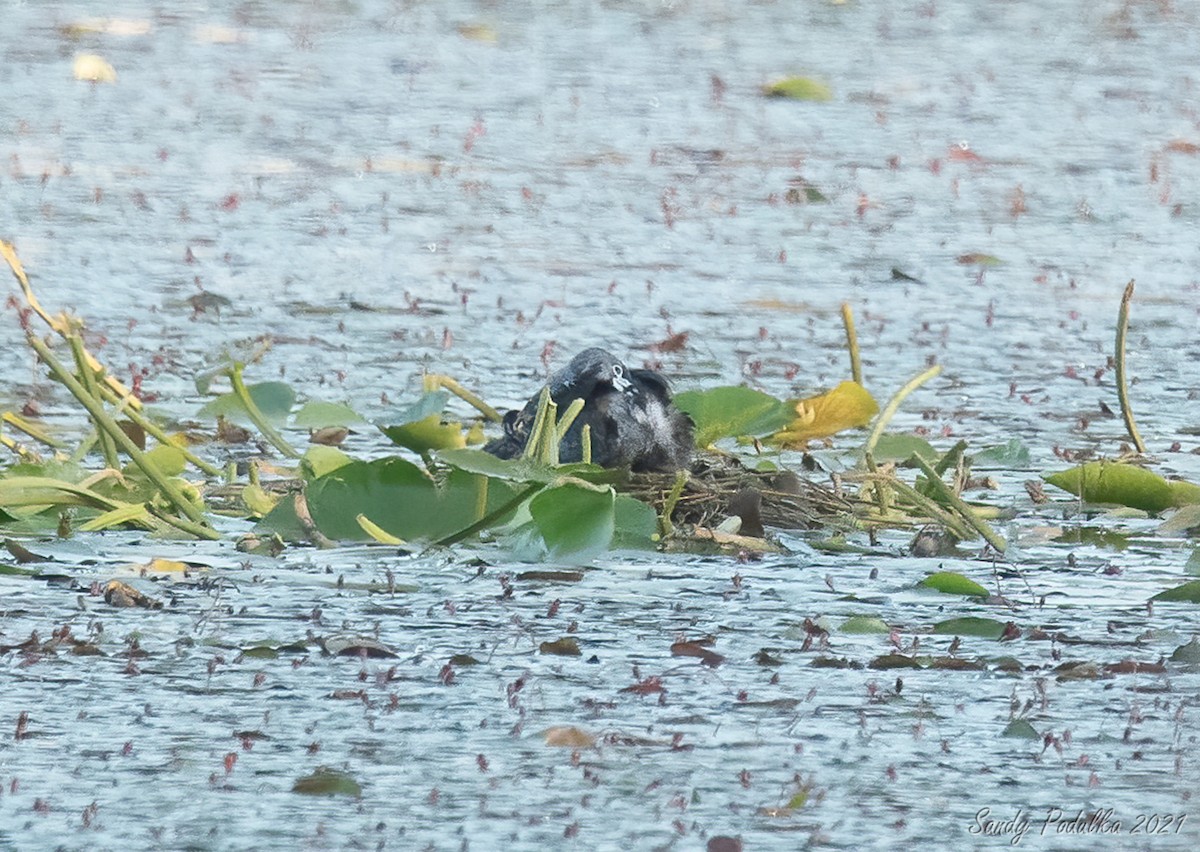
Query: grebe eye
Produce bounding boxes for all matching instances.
[612,365,624,378]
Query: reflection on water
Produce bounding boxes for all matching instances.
[2,1,1200,848]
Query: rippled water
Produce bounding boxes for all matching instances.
[3,0,1200,849]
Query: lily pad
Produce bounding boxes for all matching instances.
[292,768,362,797]
[839,615,890,634]
[198,381,295,426]
[529,480,615,560]
[919,571,989,598]
[869,433,938,464]
[1044,462,1180,514]
[304,456,516,542]
[1002,719,1039,739]
[292,400,368,428]
[1151,580,1200,603]
[673,387,793,446]
[972,438,1031,469]
[932,616,1008,639]
[771,382,879,448]
[762,76,833,101]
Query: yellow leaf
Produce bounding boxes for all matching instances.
[771,381,879,447]
[73,54,117,83]
[542,726,596,748]
[148,558,191,573]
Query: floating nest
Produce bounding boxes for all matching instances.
[620,452,861,537]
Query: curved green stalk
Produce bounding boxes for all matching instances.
[841,302,862,386]
[26,334,216,537]
[1115,280,1145,453]
[98,384,222,477]
[424,374,503,423]
[228,362,299,459]
[862,364,943,460]
[68,334,119,469]
[909,454,1007,553]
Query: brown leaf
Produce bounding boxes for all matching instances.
[670,641,726,667]
[542,726,596,748]
[539,637,581,657]
[103,580,162,609]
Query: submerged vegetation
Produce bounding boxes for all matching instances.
[4,243,1198,602]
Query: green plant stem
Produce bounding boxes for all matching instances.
[2,411,65,448]
[581,424,591,465]
[841,302,862,386]
[909,453,1007,553]
[862,364,943,459]
[228,363,299,459]
[67,335,120,469]
[555,398,585,442]
[27,334,216,537]
[424,374,503,423]
[434,482,542,547]
[1115,280,1145,453]
[874,474,974,541]
[97,384,222,477]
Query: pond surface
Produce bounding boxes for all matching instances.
[2,0,1200,849]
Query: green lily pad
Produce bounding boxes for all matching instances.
[612,494,658,550]
[932,616,1008,639]
[1044,462,1176,514]
[839,615,890,634]
[919,571,989,598]
[762,76,833,102]
[1002,719,1039,739]
[972,438,1031,469]
[673,387,793,447]
[869,433,938,464]
[529,481,615,560]
[1169,480,1200,507]
[1169,638,1200,663]
[302,445,354,480]
[436,448,620,485]
[198,381,296,426]
[1151,580,1200,603]
[292,767,362,797]
[304,456,516,542]
[292,400,368,428]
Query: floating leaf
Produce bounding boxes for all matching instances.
[292,768,362,797]
[539,637,581,656]
[956,253,1003,266]
[919,571,989,598]
[869,653,922,669]
[1170,638,1200,663]
[771,381,878,447]
[542,727,596,748]
[1044,462,1177,513]
[1160,505,1200,535]
[932,617,1008,639]
[972,439,1031,468]
[613,494,657,550]
[305,456,515,542]
[322,636,398,658]
[1169,480,1200,507]
[302,445,354,479]
[380,391,469,454]
[839,615,890,634]
[73,54,117,82]
[103,579,162,609]
[869,433,938,463]
[292,401,367,429]
[198,381,296,426]
[1002,719,1039,739]
[762,76,833,101]
[529,481,615,560]
[673,387,793,447]
[1151,580,1200,603]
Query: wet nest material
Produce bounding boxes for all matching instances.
[621,453,860,536]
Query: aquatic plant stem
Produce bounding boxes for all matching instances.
[2,240,141,409]
[1115,280,1145,453]
[26,334,217,537]
[424,374,503,423]
[862,364,943,460]
[228,363,300,459]
[67,334,120,469]
[910,454,1007,553]
[96,384,222,477]
[841,302,862,386]
[435,482,542,548]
